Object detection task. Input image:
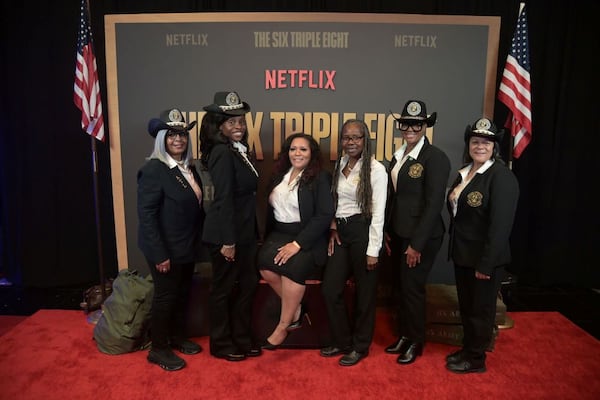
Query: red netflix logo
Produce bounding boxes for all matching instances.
[265,69,336,90]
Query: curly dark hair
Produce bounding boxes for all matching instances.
[331,119,374,218]
[271,133,322,187]
[198,112,250,167]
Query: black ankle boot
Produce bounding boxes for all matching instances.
[385,336,410,354]
[397,342,423,364]
[147,348,186,371]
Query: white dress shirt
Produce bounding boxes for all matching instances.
[335,155,388,257]
[269,167,302,223]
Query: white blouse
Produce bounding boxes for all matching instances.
[269,167,302,223]
[335,155,388,257]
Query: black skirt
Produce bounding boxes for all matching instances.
[257,222,317,285]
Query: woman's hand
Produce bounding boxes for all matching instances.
[404,245,421,268]
[328,229,341,256]
[384,232,392,256]
[274,241,301,266]
[156,259,171,274]
[475,270,491,280]
[366,255,378,271]
[221,245,236,262]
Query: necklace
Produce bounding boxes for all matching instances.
[345,160,358,172]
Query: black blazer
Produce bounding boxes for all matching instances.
[202,143,258,246]
[265,170,335,266]
[446,161,519,276]
[386,139,451,252]
[137,159,204,265]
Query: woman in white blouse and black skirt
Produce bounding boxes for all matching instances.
[257,133,334,350]
[321,119,388,367]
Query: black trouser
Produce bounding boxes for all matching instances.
[147,260,195,349]
[454,264,505,361]
[208,242,258,354]
[322,215,378,353]
[389,232,442,343]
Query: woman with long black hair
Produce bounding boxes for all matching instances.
[320,119,387,367]
[199,91,261,362]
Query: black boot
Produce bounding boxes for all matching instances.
[397,342,423,364]
[385,336,410,354]
[170,337,202,355]
[147,348,186,371]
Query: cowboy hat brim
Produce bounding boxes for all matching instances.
[148,119,197,138]
[203,101,251,116]
[393,111,437,127]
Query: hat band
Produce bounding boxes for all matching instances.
[167,121,186,128]
[400,116,427,120]
[472,129,495,136]
[219,103,244,111]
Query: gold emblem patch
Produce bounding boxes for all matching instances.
[226,92,240,106]
[475,118,491,131]
[168,108,182,123]
[407,101,422,116]
[466,191,483,207]
[408,163,423,178]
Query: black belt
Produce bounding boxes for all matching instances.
[335,214,367,225]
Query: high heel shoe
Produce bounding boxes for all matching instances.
[260,339,280,351]
[261,331,290,351]
[287,303,311,331]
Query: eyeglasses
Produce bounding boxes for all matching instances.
[396,122,424,132]
[166,131,189,139]
[341,135,364,143]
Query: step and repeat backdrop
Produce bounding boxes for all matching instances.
[105,12,500,284]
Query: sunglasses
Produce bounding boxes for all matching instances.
[166,130,189,139]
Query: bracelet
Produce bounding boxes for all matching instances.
[222,244,236,249]
[291,241,301,249]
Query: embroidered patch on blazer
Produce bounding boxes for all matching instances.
[466,191,483,207]
[408,163,423,178]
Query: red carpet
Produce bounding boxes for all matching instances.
[0,310,598,400]
[0,315,26,337]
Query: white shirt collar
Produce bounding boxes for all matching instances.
[459,159,495,178]
[393,135,425,161]
[232,141,248,154]
[166,153,187,169]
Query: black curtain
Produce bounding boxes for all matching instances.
[1,0,598,287]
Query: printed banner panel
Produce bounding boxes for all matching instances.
[105,12,500,277]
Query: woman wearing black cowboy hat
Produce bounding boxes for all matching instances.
[138,108,204,371]
[384,100,451,364]
[199,91,262,361]
[445,117,519,373]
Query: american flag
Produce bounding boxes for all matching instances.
[74,0,105,141]
[497,4,531,158]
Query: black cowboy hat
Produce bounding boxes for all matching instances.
[464,117,504,142]
[202,91,251,116]
[393,100,437,127]
[148,108,197,138]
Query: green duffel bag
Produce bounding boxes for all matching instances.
[93,269,154,354]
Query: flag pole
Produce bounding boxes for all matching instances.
[82,0,107,301]
[90,137,107,300]
[507,1,525,172]
[508,134,514,170]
